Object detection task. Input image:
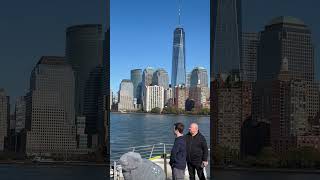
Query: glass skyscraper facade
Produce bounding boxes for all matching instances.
[130,69,142,99]
[190,67,208,87]
[66,24,103,116]
[213,0,242,77]
[257,16,314,82]
[240,32,259,82]
[152,68,169,89]
[171,27,186,87]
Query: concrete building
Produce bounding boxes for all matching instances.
[257,16,314,82]
[0,89,9,151]
[174,85,189,110]
[212,72,252,157]
[24,56,77,156]
[189,86,210,111]
[254,17,319,153]
[117,80,134,111]
[164,88,173,106]
[143,86,164,112]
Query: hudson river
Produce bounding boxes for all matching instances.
[110,113,210,161]
[2,113,320,179]
[110,113,320,179]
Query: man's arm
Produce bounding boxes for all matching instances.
[201,135,208,162]
[169,140,179,166]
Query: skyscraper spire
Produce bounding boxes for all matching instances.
[178,0,181,26]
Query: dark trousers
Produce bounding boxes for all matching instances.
[187,162,206,180]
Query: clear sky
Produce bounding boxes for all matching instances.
[110,0,210,93]
[242,0,320,80]
[0,0,106,104]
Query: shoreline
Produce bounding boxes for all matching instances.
[110,111,210,117]
[213,166,320,174]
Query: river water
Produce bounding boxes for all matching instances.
[110,113,210,161]
[2,113,320,179]
[0,164,106,180]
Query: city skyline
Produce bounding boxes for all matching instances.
[113,66,209,93]
[110,0,210,92]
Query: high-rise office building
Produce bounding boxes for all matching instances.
[83,66,103,144]
[143,86,164,112]
[270,58,308,153]
[102,28,110,150]
[118,80,134,111]
[255,16,317,121]
[171,2,186,87]
[24,56,77,155]
[66,24,104,148]
[0,89,9,151]
[142,67,154,87]
[131,69,142,102]
[171,27,186,87]
[255,16,319,153]
[66,24,103,116]
[213,0,242,77]
[186,72,191,87]
[76,116,88,150]
[257,16,314,82]
[164,88,173,106]
[190,67,208,87]
[142,67,154,108]
[152,68,169,89]
[240,32,259,82]
[15,96,26,133]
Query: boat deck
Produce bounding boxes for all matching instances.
[110,143,210,180]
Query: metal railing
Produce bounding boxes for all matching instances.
[110,143,210,180]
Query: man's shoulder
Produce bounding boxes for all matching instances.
[178,136,186,145]
[196,132,205,140]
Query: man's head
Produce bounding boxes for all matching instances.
[189,123,199,136]
[174,122,184,137]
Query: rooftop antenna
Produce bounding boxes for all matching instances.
[178,0,182,26]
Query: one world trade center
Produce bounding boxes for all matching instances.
[171,0,186,87]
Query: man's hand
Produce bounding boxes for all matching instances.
[202,161,208,167]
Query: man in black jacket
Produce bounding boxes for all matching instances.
[185,123,208,180]
[169,122,187,180]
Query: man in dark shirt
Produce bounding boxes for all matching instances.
[185,123,208,180]
[169,122,187,180]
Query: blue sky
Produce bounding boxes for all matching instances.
[0,0,106,103]
[110,0,210,92]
